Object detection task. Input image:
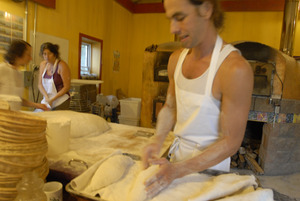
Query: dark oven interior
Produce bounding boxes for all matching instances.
[154,51,172,82]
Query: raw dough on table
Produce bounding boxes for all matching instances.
[84,154,134,193]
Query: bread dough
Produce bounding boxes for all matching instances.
[126,165,160,201]
[84,154,134,193]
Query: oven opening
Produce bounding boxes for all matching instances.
[231,121,264,173]
[244,121,263,148]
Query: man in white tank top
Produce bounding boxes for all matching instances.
[142,0,254,198]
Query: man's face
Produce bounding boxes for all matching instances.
[164,0,210,48]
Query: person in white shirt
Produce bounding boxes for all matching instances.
[0,40,49,111]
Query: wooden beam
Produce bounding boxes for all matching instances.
[134,3,165,13]
[116,0,285,13]
[30,0,56,9]
[115,0,135,13]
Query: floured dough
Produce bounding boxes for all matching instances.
[126,165,160,201]
[84,154,134,193]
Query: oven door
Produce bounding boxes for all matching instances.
[248,60,275,97]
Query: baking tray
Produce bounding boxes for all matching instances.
[65,183,106,201]
[65,170,261,201]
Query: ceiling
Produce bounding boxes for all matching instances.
[130,0,163,3]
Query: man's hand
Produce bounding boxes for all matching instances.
[142,142,161,169]
[144,158,178,199]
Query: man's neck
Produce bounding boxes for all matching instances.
[190,34,218,60]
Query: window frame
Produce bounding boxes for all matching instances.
[78,33,103,93]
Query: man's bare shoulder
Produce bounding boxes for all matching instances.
[218,50,254,94]
[221,50,252,76]
[169,48,185,65]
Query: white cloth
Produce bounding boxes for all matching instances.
[216,188,274,201]
[169,36,239,172]
[40,59,69,109]
[69,154,273,201]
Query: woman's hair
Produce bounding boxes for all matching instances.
[39,42,60,58]
[189,0,224,30]
[4,40,31,65]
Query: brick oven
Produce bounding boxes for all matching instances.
[233,41,300,175]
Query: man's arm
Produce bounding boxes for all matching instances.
[142,50,180,168]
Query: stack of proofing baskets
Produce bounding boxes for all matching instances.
[0,109,49,200]
[118,98,141,126]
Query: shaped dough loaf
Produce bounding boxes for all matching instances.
[85,154,134,193]
[126,165,160,201]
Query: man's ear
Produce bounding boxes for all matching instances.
[197,1,213,19]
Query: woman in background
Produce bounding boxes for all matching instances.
[38,42,71,110]
[0,39,49,111]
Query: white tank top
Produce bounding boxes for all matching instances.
[169,36,240,171]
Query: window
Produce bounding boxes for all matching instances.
[78,33,103,81]
[80,42,91,75]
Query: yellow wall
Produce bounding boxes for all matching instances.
[221,12,284,49]
[0,0,300,99]
[0,0,24,16]
[128,13,173,97]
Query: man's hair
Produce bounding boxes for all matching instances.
[189,0,224,30]
[39,42,60,58]
[4,40,31,65]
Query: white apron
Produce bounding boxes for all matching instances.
[41,59,69,109]
[168,36,236,172]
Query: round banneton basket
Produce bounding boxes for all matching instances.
[0,125,46,137]
[0,159,49,200]
[0,109,47,126]
[0,109,48,200]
